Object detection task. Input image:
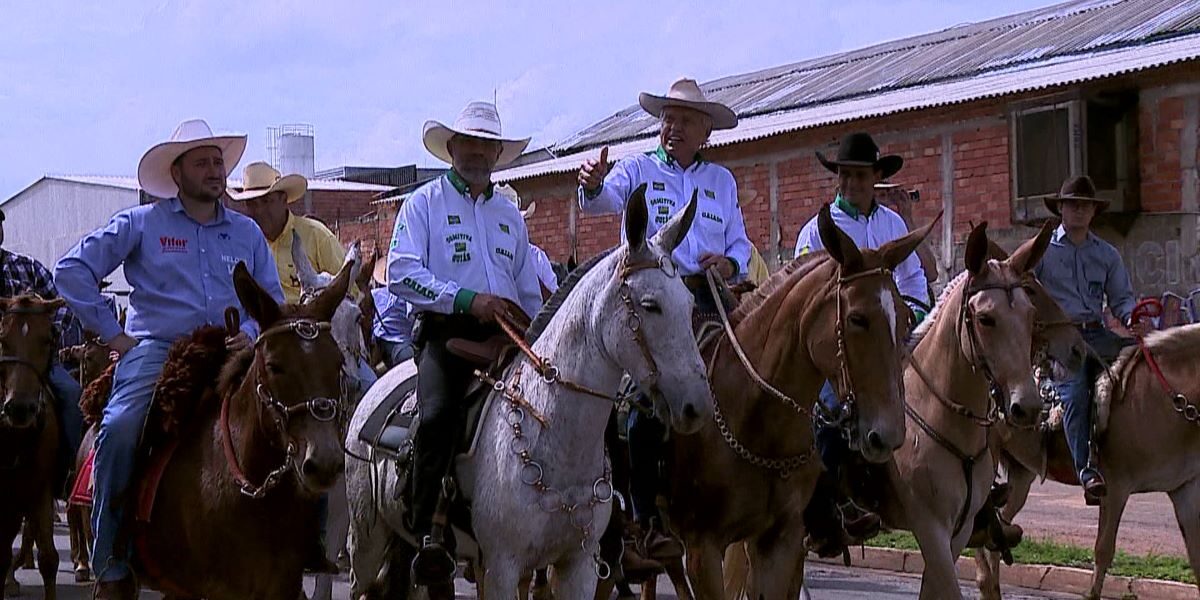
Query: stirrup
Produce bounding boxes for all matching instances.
[411,536,456,587]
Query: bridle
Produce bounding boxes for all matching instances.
[219,309,341,499]
[0,304,58,469]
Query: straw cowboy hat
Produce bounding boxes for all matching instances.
[137,119,247,199]
[372,255,388,288]
[227,161,308,203]
[495,183,535,219]
[422,101,531,168]
[639,78,738,130]
[817,132,903,180]
[1044,175,1109,216]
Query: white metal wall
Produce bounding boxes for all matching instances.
[3,179,136,299]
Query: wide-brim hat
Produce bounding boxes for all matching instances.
[137,119,247,199]
[1044,175,1109,216]
[816,132,903,180]
[639,78,738,130]
[227,161,307,203]
[422,101,530,168]
[495,183,535,219]
[372,254,388,288]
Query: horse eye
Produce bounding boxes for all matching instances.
[848,313,869,329]
[266,362,285,375]
[639,299,662,314]
[978,315,998,328]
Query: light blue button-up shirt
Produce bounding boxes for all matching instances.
[55,198,284,343]
[1034,225,1136,324]
[371,287,413,345]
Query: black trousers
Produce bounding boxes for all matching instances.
[411,314,499,546]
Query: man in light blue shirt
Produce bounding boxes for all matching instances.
[370,281,414,368]
[1034,175,1138,503]
[54,120,282,596]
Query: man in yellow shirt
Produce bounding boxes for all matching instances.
[229,161,346,303]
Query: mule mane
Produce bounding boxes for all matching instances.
[526,246,618,344]
[3,293,52,310]
[728,252,829,323]
[908,270,970,349]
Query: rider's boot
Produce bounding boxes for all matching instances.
[1081,467,1107,506]
[642,516,684,561]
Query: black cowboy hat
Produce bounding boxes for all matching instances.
[1046,175,1108,217]
[1044,176,1110,217]
[816,132,904,180]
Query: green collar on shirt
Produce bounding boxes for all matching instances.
[835,193,878,220]
[653,146,704,169]
[446,170,494,200]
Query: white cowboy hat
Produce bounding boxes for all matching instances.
[495,183,536,219]
[639,78,738,131]
[227,161,308,203]
[137,119,247,199]
[422,101,531,168]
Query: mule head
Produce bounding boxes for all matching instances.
[295,237,371,398]
[811,206,940,462]
[605,185,713,434]
[987,231,1086,377]
[0,295,63,429]
[233,262,350,494]
[958,221,1044,427]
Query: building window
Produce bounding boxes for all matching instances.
[1010,92,1138,223]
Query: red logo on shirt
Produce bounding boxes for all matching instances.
[160,236,188,253]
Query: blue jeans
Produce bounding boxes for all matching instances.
[91,339,172,583]
[49,361,84,457]
[378,339,413,369]
[1056,328,1130,479]
[815,381,847,474]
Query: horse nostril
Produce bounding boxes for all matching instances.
[1009,402,1027,421]
[866,430,884,451]
[683,403,698,421]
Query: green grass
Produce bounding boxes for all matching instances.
[865,531,1195,584]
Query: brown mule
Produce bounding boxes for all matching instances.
[664,204,938,599]
[79,262,351,600]
[0,295,67,600]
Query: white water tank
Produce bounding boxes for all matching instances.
[279,130,315,178]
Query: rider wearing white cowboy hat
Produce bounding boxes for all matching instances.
[578,77,753,561]
[55,119,284,598]
[387,100,542,590]
[228,161,348,305]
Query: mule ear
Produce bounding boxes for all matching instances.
[965,221,990,275]
[624,183,650,255]
[986,240,1009,261]
[233,261,282,328]
[118,307,127,329]
[878,211,942,271]
[356,248,377,296]
[307,260,353,322]
[1006,217,1058,273]
[650,188,698,254]
[817,204,863,271]
[291,229,324,291]
[345,240,363,290]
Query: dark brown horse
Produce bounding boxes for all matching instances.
[81,262,351,599]
[665,205,937,599]
[0,294,67,600]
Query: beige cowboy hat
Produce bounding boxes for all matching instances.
[1044,175,1110,216]
[495,183,535,219]
[372,254,388,288]
[422,101,531,168]
[137,119,247,199]
[227,161,308,203]
[639,78,738,131]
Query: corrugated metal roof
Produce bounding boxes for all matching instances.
[496,31,1200,183]
[45,175,393,193]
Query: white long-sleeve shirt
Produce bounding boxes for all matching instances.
[387,172,543,319]
[794,198,929,307]
[528,243,559,294]
[579,147,752,278]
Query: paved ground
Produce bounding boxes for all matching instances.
[1017,480,1185,556]
[10,527,1073,599]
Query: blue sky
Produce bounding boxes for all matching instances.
[0,0,1056,199]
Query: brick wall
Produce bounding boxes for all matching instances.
[504,64,1200,296]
